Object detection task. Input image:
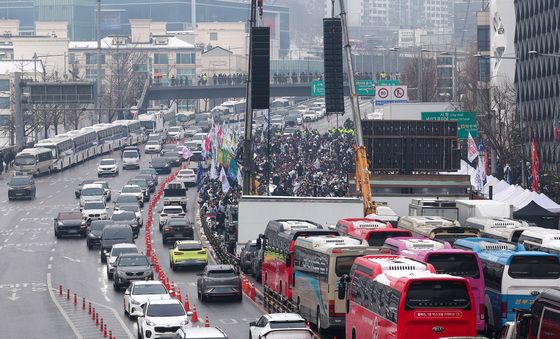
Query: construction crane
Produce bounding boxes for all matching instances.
[338,0,377,216]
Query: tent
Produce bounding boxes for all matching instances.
[534,194,560,213]
[513,201,560,229]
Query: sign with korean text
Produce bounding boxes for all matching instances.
[421,111,477,140]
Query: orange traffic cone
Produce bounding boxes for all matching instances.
[204,315,210,327]
[250,283,256,300]
[191,304,199,322]
[184,294,190,311]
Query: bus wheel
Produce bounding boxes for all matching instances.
[316,306,322,334]
[352,329,356,339]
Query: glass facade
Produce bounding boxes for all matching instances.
[0,80,10,92]
[153,53,168,65]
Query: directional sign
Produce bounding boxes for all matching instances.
[421,111,478,140]
[311,80,375,96]
[378,79,400,86]
[311,80,325,97]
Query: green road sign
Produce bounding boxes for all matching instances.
[421,111,478,140]
[311,80,375,96]
[378,79,400,86]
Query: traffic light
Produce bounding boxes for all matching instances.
[323,18,344,115]
[251,27,270,110]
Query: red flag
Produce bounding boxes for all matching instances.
[531,138,540,192]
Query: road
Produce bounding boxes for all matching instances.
[0,148,264,338]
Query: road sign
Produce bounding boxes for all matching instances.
[378,79,400,86]
[393,87,406,99]
[374,85,409,106]
[311,80,375,96]
[421,111,478,140]
[311,80,325,97]
[377,87,389,99]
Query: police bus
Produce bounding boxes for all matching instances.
[398,216,480,244]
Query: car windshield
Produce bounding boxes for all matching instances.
[168,219,189,226]
[122,186,141,193]
[152,159,168,165]
[111,247,138,256]
[117,195,137,203]
[169,127,180,132]
[128,180,147,188]
[9,177,31,185]
[120,205,140,213]
[14,155,35,165]
[147,140,159,145]
[140,169,157,175]
[90,221,111,231]
[112,212,136,221]
[164,208,183,214]
[82,188,104,196]
[123,151,138,158]
[269,320,307,329]
[179,170,194,176]
[132,284,167,295]
[100,160,115,166]
[84,202,105,210]
[207,269,236,278]
[118,256,149,267]
[94,182,108,189]
[80,180,95,186]
[146,303,185,317]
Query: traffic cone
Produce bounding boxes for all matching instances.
[191,304,199,322]
[184,294,190,311]
[250,283,256,300]
[204,316,210,327]
[176,287,182,302]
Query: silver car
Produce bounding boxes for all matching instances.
[113,253,153,290]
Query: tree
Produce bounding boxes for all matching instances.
[400,55,438,102]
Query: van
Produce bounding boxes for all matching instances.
[100,225,134,263]
[14,147,54,176]
[122,149,140,169]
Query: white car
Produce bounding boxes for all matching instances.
[97,158,119,177]
[118,204,143,226]
[159,205,185,230]
[122,149,140,169]
[136,299,191,339]
[249,313,313,339]
[94,180,111,201]
[120,185,144,208]
[176,169,196,187]
[302,111,316,122]
[167,126,184,140]
[145,140,162,154]
[81,200,108,221]
[192,132,207,143]
[123,281,170,319]
[80,184,106,207]
[106,243,139,280]
[175,327,228,339]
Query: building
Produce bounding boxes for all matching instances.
[196,46,246,76]
[195,22,247,57]
[515,0,559,172]
[398,29,427,49]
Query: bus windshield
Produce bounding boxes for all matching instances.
[427,253,480,278]
[508,256,560,279]
[335,256,357,277]
[405,280,471,310]
[15,155,35,165]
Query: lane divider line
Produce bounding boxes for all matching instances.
[46,272,83,339]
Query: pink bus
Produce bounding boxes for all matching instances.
[384,237,487,332]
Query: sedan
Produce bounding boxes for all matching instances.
[86,220,113,249]
[150,157,172,174]
[197,265,242,302]
[176,169,196,188]
[136,174,157,193]
[117,204,143,227]
[120,185,144,208]
[114,194,142,209]
[123,281,170,319]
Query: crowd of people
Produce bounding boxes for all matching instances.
[0,149,15,173]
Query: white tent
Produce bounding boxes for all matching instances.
[534,193,560,213]
[494,185,521,202]
[506,190,539,211]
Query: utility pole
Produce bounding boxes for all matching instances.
[191,0,196,29]
[14,72,24,150]
[242,0,257,195]
[96,0,102,123]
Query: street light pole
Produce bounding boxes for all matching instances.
[96,0,102,123]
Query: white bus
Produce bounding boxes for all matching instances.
[464,217,531,243]
[517,227,560,251]
[397,216,480,244]
[65,129,98,163]
[14,147,54,175]
[112,120,143,146]
[34,137,74,171]
[139,112,164,134]
[292,235,377,332]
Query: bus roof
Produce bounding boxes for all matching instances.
[294,235,366,253]
[337,218,391,231]
[266,219,323,234]
[384,237,451,252]
[466,217,529,229]
[17,147,52,155]
[454,238,556,265]
[519,227,560,244]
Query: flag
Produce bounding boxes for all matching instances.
[219,167,230,193]
[313,158,320,170]
[467,133,478,162]
[237,165,243,187]
[196,161,204,192]
[181,146,193,160]
[262,109,269,138]
[227,158,238,180]
[484,148,489,175]
[531,137,540,192]
[200,138,206,159]
[210,158,218,179]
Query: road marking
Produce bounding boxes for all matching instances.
[62,256,81,263]
[49,256,53,261]
[25,211,30,215]
[47,195,53,198]
[47,264,52,270]
[51,248,55,252]
[88,299,134,339]
[46,272,83,339]
[39,201,44,205]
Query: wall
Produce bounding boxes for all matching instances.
[12,37,69,76]
[196,22,247,56]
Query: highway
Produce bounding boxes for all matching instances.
[0,149,264,338]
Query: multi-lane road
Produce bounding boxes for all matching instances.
[0,149,264,338]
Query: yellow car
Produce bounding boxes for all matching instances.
[169,240,208,271]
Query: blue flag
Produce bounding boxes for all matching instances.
[227,159,238,181]
[196,161,204,192]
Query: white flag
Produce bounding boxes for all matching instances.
[313,158,320,170]
[181,146,193,160]
[262,109,269,137]
[467,132,478,162]
[219,167,230,193]
[237,165,243,186]
[210,158,218,179]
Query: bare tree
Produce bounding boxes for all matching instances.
[400,56,437,102]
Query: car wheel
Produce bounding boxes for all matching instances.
[316,306,323,334]
[87,240,92,250]
[113,281,119,291]
[54,230,60,239]
[197,289,202,301]
[107,270,113,280]
[137,327,143,339]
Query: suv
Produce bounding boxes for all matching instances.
[174,327,228,339]
[159,206,186,231]
[113,253,153,290]
[94,180,112,201]
[136,299,191,339]
[124,281,170,319]
[54,211,86,238]
[127,178,151,202]
[75,179,96,198]
[7,175,36,200]
[144,140,162,154]
[162,218,194,245]
[100,225,134,263]
[197,265,242,302]
[239,240,258,273]
[122,149,140,170]
[120,185,144,208]
[80,184,106,207]
[111,210,140,237]
[249,313,312,339]
[106,243,139,279]
[81,200,108,221]
[86,220,113,249]
[97,158,119,177]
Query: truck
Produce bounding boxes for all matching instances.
[455,199,513,226]
[237,195,363,245]
[162,181,188,210]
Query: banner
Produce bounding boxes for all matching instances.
[531,138,540,192]
[467,133,478,162]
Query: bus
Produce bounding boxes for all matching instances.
[335,218,412,247]
[34,137,74,171]
[398,216,480,244]
[384,237,486,332]
[464,217,531,243]
[292,235,377,332]
[91,124,117,154]
[14,147,54,175]
[260,219,338,300]
[139,112,164,134]
[344,255,477,339]
[176,112,194,127]
[453,237,560,333]
[517,227,560,251]
[221,100,246,115]
[112,120,143,146]
[511,287,560,339]
[66,129,98,163]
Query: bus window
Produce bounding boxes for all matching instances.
[427,253,480,278]
[540,308,560,338]
[404,280,471,310]
[508,256,560,279]
[335,256,356,277]
[15,155,36,165]
[510,230,525,243]
[367,231,411,247]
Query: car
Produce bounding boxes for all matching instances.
[75,179,96,198]
[192,132,207,143]
[114,194,142,209]
[176,169,196,188]
[150,157,172,174]
[302,111,316,122]
[97,158,119,177]
[136,174,157,193]
[120,185,144,208]
[196,265,242,302]
[54,211,86,238]
[167,126,184,140]
[161,154,181,167]
[122,149,140,170]
[145,140,162,154]
[162,182,188,210]
[100,225,135,263]
[113,253,153,290]
[79,184,106,207]
[93,180,112,201]
[106,243,139,279]
[239,240,258,273]
[147,133,165,144]
[159,206,186,231]
[81,200,108,221]
[174,327,228,339]
[140,168,159,178]
[163,218,194,245]
[183,127,201,139]
[169,240,207,271]
[127,178,151,202]
[249,313,313,339]
[123,281,170,319]
[111,210,140,237]
[136,299,191,339]
[117,204,143,227]
[7,175,36,200]
[86,220,113,249]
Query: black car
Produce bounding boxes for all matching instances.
[127,178,151,202]
[100,225,134,263]
[54,211,86,238]
[239,240,258,273]
[8,175,36,200]
[150,157,172,174]
[86,220,113,249]
[112,253,153,290]
[135,174,156,193]
[111,210,140,237]
[197,265,242,302]
[162,217,194,245]
[162,151,183,166]
[75,179,96,198]
[114,194,142,209]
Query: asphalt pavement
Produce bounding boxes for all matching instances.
[0,147,264,339]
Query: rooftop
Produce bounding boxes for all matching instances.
[69,36,194,50]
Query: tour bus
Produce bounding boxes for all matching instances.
[517,227,560,251]
[260,219,338,300]
[335,218,412,247]
[509,287,560,339]
[139,112,164,134]
[292,235,378,332]
[398,216,480,244]
[34,136,74,171]
[465,217,531,243]
[344,255,477,339]
[14,147,54,175]
[384,237,487,332]
[453,237,560,333]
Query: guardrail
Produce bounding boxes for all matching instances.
[199,213,240,268]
